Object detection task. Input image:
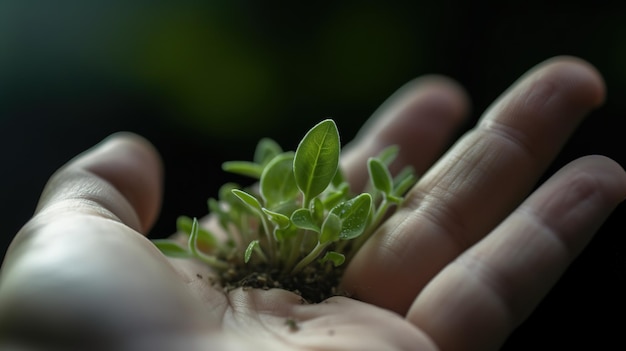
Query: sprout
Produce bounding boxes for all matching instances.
[153,119,417,302]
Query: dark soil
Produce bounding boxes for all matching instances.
[209,262,346,303]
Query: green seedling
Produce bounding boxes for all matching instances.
[153,119,417,302]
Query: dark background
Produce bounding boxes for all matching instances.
[1,1,624,349]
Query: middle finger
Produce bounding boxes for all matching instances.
[341,57,605,314]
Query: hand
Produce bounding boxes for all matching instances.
[1,56,624,351]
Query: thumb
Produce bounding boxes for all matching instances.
[0,134,212,349]
[36,132,163,234]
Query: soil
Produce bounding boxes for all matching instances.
[209,262,347,303]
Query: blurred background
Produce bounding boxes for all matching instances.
[1,0,625,349]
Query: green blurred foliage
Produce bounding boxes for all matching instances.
[0,1,428,140]
[2,0,624,142]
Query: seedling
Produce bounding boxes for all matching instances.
[153,119,417,302]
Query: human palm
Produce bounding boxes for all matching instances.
[1,57,625,351]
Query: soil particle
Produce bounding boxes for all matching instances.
[285,318,300,332]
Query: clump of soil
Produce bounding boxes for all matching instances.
[209,262,346,303]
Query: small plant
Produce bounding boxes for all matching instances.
[153,119,417,302]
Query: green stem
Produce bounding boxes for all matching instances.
[258,214,277,263]
[253,243,269,263]
[291,241,329,275]
[190,242,231,270]
[284,229,306,274]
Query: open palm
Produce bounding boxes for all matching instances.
[1,57,625,351]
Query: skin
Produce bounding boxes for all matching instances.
[1,56,625,350]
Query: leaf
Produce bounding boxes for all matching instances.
[311,197,325,224]
[331,167,345,187]
[331,193,372,240]
[275,226,298,241]
[322,182,349,209]
[393,166,418,197]
[319,213,341,244]
[207,198,228,229]
[219,183,240,201]
[187,217,201,254]
[293,119,340,205]
[222,161,264,179]
[290,208,320,232]
[244,240,260,263]
[176,215,194,234]
[268,201,300,217]
[254,138,283,165]
[232,189,263,213]
[260,152,298,207]
[218,183,247,212]
[176,215,217,251]
[376,145,400,166]
[152,239,193,258]
[320,251,345,267]
[368,157,393,195]
[262,208,291,229]
[186,219,230,269]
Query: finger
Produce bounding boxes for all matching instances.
[342,56,606,313]
[0,134,215,346]
[35,132,163,234]
[341,76,470,192]
[406,156,626,351]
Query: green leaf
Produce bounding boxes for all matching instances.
[244,240,260,263]
[218,183,247,212]
[320,213,341,244]
[331,193,372,240]
[232,189,263,213]
[222,161,264,179]
[311,197,325,224]
[393,166,418,196]
[207,198,228,229]
[322,182,349,209]
[262,208,291,229]
[290,208,320,232]
[320,251,345,267]
[368,157,393,195]
[260,152,298,207]
[376,145,400,166]
[331,167,345,187]
[268,201,300,217]
[153,239,193,258]
[176,215,194,234]
[293,119,340,205]
[275,226,298,241]
[177,215,218,250]
[187,217,201,254]
[254,138,283,165]
[219,183,240,201]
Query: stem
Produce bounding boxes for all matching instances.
[291,241,329,275]
[191,245,231,270]
[371,197,392,230]
[253,243,268,263]
[259,214,277,263]
[283,229,306,274]
[302,195,311,210]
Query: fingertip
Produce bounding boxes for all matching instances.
[564,155,626,203]
[529,56,606,108]
[342,75,471,191]
[373,75,471,139]
[398,75,472,123]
